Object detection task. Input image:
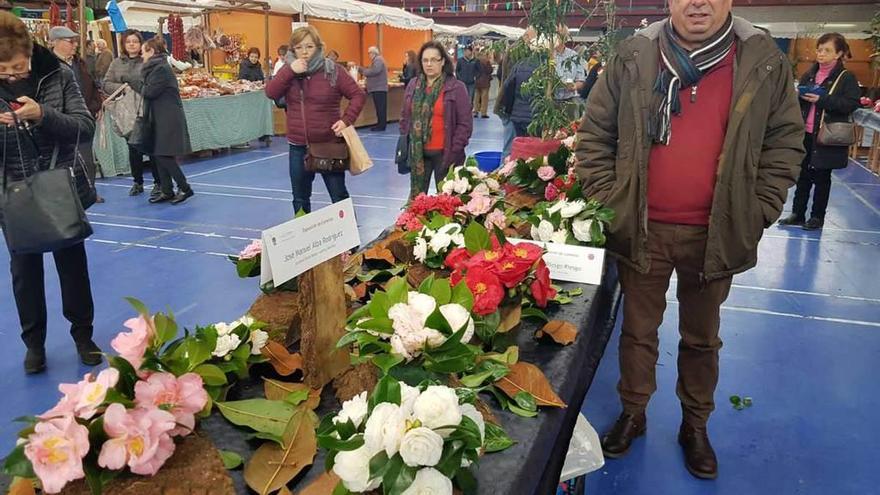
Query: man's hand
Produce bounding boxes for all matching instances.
[331,120,347,136]
[800,93,820,103]
[290,59,308,74]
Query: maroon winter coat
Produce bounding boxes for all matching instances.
[266,63,366,145]
[400,76,473,168]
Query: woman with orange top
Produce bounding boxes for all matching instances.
[399,41,473,198]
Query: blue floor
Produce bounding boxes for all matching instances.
[1,116,879,494]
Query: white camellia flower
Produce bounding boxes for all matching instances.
[429,232,453,254]
[453,177,469,194]
[413,237,429,263]
[407,292,438,321]
[572,218,593,243]
[472,182,490,196]
[334,391,369,428]
[551,229,569,244]
[560,199,586,218]
[212,333,241,357]
[440,180,455,194]
[547,200,565,215]
[249,329,269,355]
[438,304,474,343]
[485,177,501,191]
[400,383,421,415]
[232,314,255,328]
[451,232,465,247]
[421,328,447,348]
[399,426,444,467]
[537,220,555,242]
[401,468,453,495]
[214,322,233,337]
[413,386,462,436]
[459,403,486,444]
[333,445,381,493]
[364,403,407,456]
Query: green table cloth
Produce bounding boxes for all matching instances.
[94,90,274,177]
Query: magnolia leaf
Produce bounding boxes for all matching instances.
[298,471,343,495]
[495,362,566,408]
[216,399,295,438]
[364,244,397,266]
[261,341,303,376]
[8,477,36,495]
[343,284,358,302]
[193,363,228,386]
[263,379,322,410]
[497,302,522,333]
[219,450,243,470]
[353,282,369,300]
[343,252,365,281]
[464,221,491,254]
[483,422,515,453]
[124,297,149,317]
[244,407,318,495]
[536,320,578,345]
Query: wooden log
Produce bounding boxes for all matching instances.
[298,256,351,388]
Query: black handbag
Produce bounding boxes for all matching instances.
[128,93,153,154]
[1,104,93,255]
[298,83,349,173]
[395,133,410,175]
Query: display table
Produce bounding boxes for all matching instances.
[201,235,622,494]
[852,108,880,174]
[343,83,406,129]
[95,91,274,176]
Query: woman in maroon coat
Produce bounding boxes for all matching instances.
[266,26,366,213]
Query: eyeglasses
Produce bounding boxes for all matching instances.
[294,44,315,52]
[60,38,79,44]
[421,58,443,65]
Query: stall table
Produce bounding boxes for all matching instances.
[852,108,880,174]
[201,231,622,495]
[342,83,406,129]
[95,90,274,176]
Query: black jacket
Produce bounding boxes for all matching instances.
[455,56,479,85]
[578,63,601,100]
[0,44,96,220]
[401,63,418,86]
[238,60,265,82]
[799,61,860,170]
[501,57,539,124]
[142,55,191,157]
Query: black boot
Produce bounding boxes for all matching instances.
[679,423,718,479]
[24,348,46,374]
[129,183,144,196]
[76,340,103,366]
[601,412,647,459]
[777,213,805,226]
[803,217,824,230]
[170,188,194,205]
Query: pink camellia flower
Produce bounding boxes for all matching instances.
[98,403,176,476]
[41,368,120,421]
[134,372,209,437]
[238,239,262,260]
[537,166,556,182]
[111,316,156,369]
[24,414,89,494]
[499,158,516,177]
[484,209,507,231]
[463,194,493,216]
[545,182,560,201]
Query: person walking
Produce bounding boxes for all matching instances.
[401,50,418,86]
[473,51,493,119]
[104,29,162,198]
[94,39,113,82]
[455,45,479,112]
[238,47,265,82]
[265,26,366,213]
[778,33,860,230]
[359,46,388,131]
[500,54,540,138]
[400,41,473,197]
[575,4,805,480]
[494,27,536,156]
[0,12,101,373]
[140,38,193,204]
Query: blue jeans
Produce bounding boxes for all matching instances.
[288,144,349,214]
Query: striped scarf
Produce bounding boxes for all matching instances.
[649,15,736,145]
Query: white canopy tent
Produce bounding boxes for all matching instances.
[755,21,872,40]
[432,23,525,39]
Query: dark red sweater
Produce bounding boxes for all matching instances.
[647,47,736,226]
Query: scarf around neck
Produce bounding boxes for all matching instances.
[303,47,338,87]
[408,75,445,193]
[649,15,736,145]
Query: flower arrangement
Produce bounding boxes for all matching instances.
[318,376,513,495]
[395,194,463,232]
[497,145,574,201]
[229,239,262,278]
[437,161,502,198]
[410,218,466,269]
[526,197,615,247]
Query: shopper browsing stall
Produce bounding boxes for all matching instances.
[359,46,389,131]
[400,41,473,198]
[239,47,265,82]
[265,26,366,213]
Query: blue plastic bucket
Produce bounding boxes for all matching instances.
[474,151,503,173]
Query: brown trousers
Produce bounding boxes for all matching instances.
[473,87,490,116]
[617,222,732,429]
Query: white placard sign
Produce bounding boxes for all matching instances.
[260,199,360,286]
[508,238,606,286]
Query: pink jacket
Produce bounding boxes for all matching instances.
[266,64,366,144]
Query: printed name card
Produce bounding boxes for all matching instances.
[508,238,606,285]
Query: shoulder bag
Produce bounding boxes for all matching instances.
[298,81,349,173]
[395,133,410,174]
[0,101,93,255]
[816,70,856,147]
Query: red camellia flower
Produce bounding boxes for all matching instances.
[445,247,472,271]
[467,248,505,273]
[506,242,543,266]
[465,267,505,315]
[529,260,556,307]
[494,258,532,288]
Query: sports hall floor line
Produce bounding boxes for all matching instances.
[88,238,231,257]
[664,299,880,328]
[87,212,264,233]
[185,152,288,178]
[103,179,412,202]
[90,221,254,241]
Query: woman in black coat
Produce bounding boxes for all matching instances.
[0,12,100,373]
[779,33,860,230]
[140,37,194,204]
[238,47,265,82]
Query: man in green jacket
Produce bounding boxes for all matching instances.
[575,0,804,480]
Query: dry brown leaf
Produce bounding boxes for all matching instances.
[536,320,578,345]
[343,284,358,302]
[264,379,322,410]
[343,252,364,282]
[363,244,396,265]
[261,341,303,376]
[278,487,294,495]
[497,302,522,333]
[353,282,368,299]
[8,478,36,495]
[244,407,318,495]
[495,362,566,408]
[296,471,342,495]
[505,190,540,211]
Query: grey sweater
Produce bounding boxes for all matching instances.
[360,55,388,93]
[103,55,144,93]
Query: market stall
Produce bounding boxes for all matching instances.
[853,108,880,174]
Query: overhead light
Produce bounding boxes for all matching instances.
[568,28,579,32]
[823,23,857,28]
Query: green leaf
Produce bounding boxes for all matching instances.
[153,313,178,345]
[455,467,478,495]
[295,208,308,218]
[521,307,550,322]
[418,273,436,293]
[284,389,309,406]
[424,308,453,336]
[513,391,538,412]
[372,354,404,375]
[451,280,474,312]
[318,432,365,452]
[484,422,515,452]
[382,454,417,495]
[235,256,260,278]
[249,431,285,446]
[385,277,410,305]
[3,445,34,478]
[369,450,391,480]
[84,457,119,495]
[108,355,138,396]
[368,291,392,318]
[216,399,295,438]
[424,347,477,374]
[459,361,510,388]
[434,441,465,478]
[449,416,482,450]
[337,330,363,349]
[369,374,402,409]
[464,221,491,254]
[508,403,539,418]
[194,363,228,386]
[492,225,508,246]
[358,317,394,334]
[124,297,149,317]
[219,450,243,469]
[429,278,452,305]
[332,480,351,495]
[103,388,134,407]
[474,311,501,345]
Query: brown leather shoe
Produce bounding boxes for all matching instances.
[678,424,718,479]
[601,412,646,459]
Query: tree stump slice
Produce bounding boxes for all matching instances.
[299,256,351,389]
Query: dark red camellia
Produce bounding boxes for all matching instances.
[445,247,472,271]
[529,260,556,307]
[465,267,506,316]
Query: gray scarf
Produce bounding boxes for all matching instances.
[304,47,338,87]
